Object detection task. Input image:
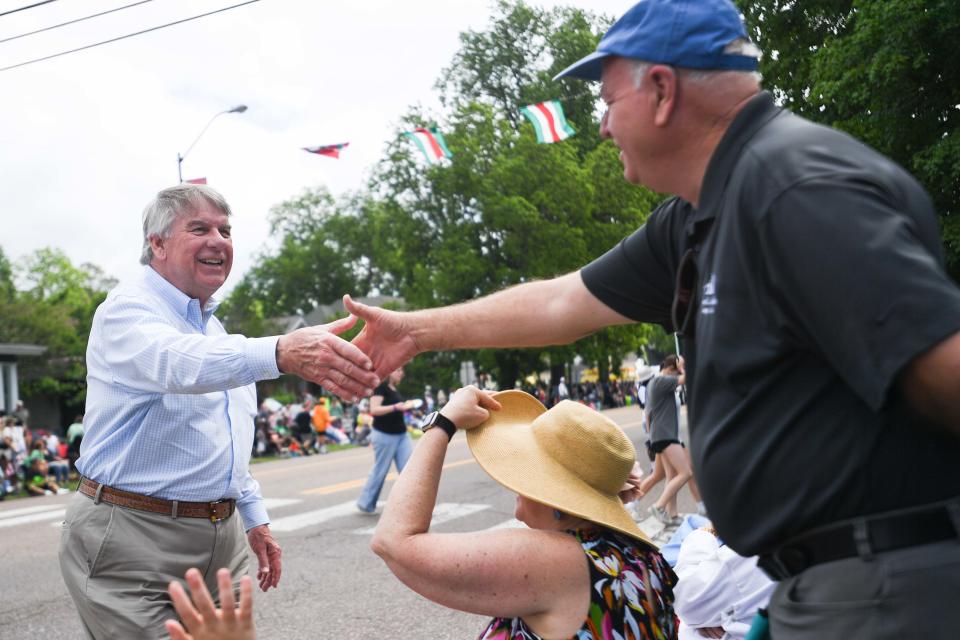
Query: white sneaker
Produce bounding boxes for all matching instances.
[649,505,670,525]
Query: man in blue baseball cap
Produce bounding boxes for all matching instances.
[348,2,960,638]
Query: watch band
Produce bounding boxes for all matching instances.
[422,411,457,441]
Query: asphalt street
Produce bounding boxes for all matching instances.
[0,404,696,639]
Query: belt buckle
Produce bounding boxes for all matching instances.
[209,500,226,523]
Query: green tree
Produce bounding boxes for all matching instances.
[362,1,664,387]
[225,0,673,389]
[219,187,367,335]
[0,247,115,414]
[0,247,15,303]
[739,0,960,275]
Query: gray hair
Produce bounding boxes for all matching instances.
[140,184,232,265]
[628,39,763,89]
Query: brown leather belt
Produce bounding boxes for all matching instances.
[79,477,235,522]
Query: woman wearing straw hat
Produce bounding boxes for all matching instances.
[160,386,676,640]
[371,385,678,640]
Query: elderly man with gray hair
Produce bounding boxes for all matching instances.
[59,183,379,638]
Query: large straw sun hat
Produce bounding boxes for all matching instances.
[466,390,653,546]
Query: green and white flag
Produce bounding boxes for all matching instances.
[519,100,576,144]
[403,127,453,164]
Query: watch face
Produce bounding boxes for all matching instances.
[422,411,439,428]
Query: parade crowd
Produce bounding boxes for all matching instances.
[250,377,642,459]
[0,377,641,498]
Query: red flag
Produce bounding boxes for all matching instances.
[303,142,349,159]
[186,177,207,185]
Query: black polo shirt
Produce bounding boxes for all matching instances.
[582,91,960,556]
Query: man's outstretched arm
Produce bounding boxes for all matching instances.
[345,271,633,378]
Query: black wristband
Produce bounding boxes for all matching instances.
[422,411,457,441]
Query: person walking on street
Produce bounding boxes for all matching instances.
[356,367,418,514]
[645,355,704,524]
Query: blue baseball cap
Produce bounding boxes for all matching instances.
[555,0,758,81]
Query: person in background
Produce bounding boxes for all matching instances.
[355,367,418,514]
[65,414,84,472]
[13,400,30,427]
[293,398,317,455]
[646,356,705,523]
[26,458,62,496]
[673,524,775,640]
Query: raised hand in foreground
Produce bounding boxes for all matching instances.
[166,568,255,640]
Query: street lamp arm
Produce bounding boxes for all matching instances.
[176,104,247,182]
[180,110,228,163]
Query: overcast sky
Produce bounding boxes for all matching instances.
[1,0,625,297]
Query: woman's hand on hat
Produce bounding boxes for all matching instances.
[439,385,502,431]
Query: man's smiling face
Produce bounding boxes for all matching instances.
[600,57,656,187]
[149,204,233,305]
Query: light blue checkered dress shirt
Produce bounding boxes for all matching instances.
[77,266,280,530]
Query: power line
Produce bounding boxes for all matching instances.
[0,0,58,19]
[0,0,262,73]
[0,0,157,46]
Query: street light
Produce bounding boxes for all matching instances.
[177,104,248,183]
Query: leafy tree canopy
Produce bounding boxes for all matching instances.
[226,0,670,390]
[0,247,115,411]
[740,0,960,275]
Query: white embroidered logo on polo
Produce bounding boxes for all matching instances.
[701,273,717,315]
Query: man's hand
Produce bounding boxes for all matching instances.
[275,314,379,401]
[246,525,281,592]
[166,568,255,640]
[344,295,421,379]
[439,386,502,431]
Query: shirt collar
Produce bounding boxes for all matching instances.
[142,266,219,326]
[688,90,781,233]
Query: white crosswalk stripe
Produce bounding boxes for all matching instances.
[32,499,298,530]
[484,518,525,531]
[10,495,679,542]
[269,500,370,532]
[353,503,490,535]
[0,504,65,519]
[262,498,302,510]
[1,507,65,529]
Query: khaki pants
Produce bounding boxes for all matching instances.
[58,492,249,639]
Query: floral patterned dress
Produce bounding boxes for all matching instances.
[477,528,678,640]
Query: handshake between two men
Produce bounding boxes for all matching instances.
[284,294,436,400]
